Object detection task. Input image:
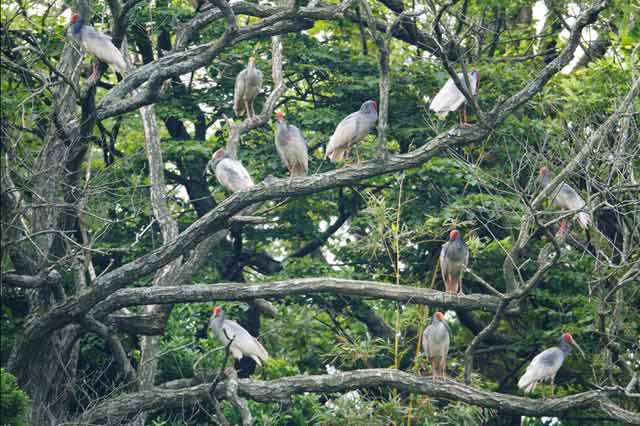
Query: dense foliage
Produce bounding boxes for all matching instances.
[1,0,638,425]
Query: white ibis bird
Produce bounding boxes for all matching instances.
[274,111,308,178]
[69,14,128,81]
[518,333,585,398]
[539,166,591,229]
[439,229,469,295]
[422,311,450,379]
[234,57,263,120]
[325,100,378,163]
[429,70,479,127]
[209,306,269,366]
[210,148,254,192]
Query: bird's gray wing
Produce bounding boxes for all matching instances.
[439,242,449,282]
[422,326,432,357]
[223,320,268,361]
[234,69,247,113]
[326,111,361,154]
[216,158,254,192]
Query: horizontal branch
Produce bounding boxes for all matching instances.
[93,278,509,315]
[77,369,639,425]
[1,270,60,288]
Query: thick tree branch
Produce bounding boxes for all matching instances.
[92,278,509,315]
[76,369,640,425]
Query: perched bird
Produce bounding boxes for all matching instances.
[234,57,263,119]
[518,333,585,398]
[539,166,591,229]
[422,312,451,380]
[439,229,469,295]
[325,100,378,163]
[429,70,479,127]
[274,111,308,178]
[209,306,269,366]
[210,148,254,192]
[69,14,128,81]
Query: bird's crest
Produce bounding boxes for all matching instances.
[435,312,444,321]
[248,56,256,65]
[275,111,285,121]
[449,229,459,241]
[562,333,573,343]
[539,166,549,177]
[70,13,81,24]
[213,306,222,316]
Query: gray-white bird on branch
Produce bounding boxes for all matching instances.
[539,166,591,229]
[429,70,479,127]
[69,14,128,82]
[210,148,254,192]
[518,333,585,398]
[325,100,378,163]
[209,306,269,366]
[234,57,263,120]
[275,111,308,178]
[422,311,450,380]
[439,229,469,295]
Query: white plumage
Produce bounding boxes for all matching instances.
[275,112,308,177]
[69,14,127,74]
[234,57,263,118]
[325,100,378,163]
[518,347,564,394]
[422,312,450,379]
[209,307,269,366]
[429,71,479,119]
[210,148,254,193]
[539,167,591,229]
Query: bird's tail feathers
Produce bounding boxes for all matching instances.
[577,212,591,229]
[517,371,536,393]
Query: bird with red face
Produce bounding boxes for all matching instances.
[274,111,308,179]
[539,166,591,229]
[325,100,378,163]
[439,229,469,295]
[422,311,451,380]
[69,14,128,81]
[518,333,585,398]
[209,148,254,193]
[209,306,269,366]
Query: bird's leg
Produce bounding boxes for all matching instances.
[431,359,436,380]
[459,105,472,128]
[87,66,99,85]
[457,277,464,296]
[440,358,446,380]
[244,99,251,120]
[550,375,555,397]
[355,145,361,163]
[541,382,545,400]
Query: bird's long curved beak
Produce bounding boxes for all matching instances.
[443,321,452,335]
[571,340,586,358]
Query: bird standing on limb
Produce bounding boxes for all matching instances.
[209,148,254,193]
[439,229,469,295]
[274,111,308,179]
[422,312,451,380]
[209,306,269,367]
[325,100,378,163]
[429,70,479,128]
[518,333,585,398]
[69,13,128,83]
[539,166,591,229]
[234,57,263,120]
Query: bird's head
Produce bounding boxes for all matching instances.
[557,219,569,236]
[434,312,445,321]
[361,100,377,114]
[214,148,225,159]
[212,306,223,318]
[275,111,285,122]
[449,229,460,241]
[70,13,81,24]
[248,56,256,65]
[562,333,586,358]
[539,166,549,178]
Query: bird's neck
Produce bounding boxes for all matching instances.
[71,19,84,35]
[558,340,572,355]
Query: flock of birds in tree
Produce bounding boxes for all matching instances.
[70,13,592,398]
